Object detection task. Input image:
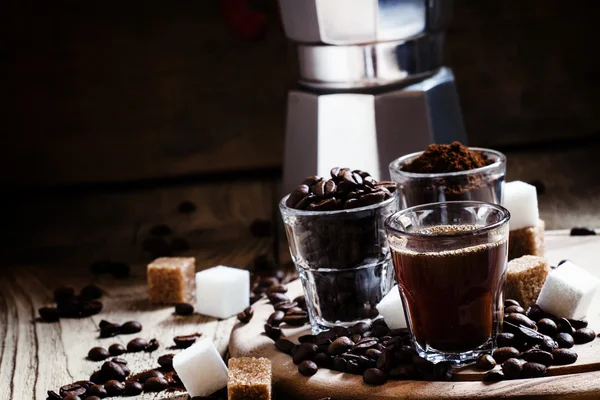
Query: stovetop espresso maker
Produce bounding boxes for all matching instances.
[279,0,467,194]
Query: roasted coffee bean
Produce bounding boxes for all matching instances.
[145,338,160,352]
[264,324,282,341]
[62,395,81,400]
[505,305,525,315]
[569,319,588,330]
[307,198,340,211]
[332,356,347,372]
[108,343,126,356]
[86,384,107,397]
[104,380,125,396]
[100,323,122,338]
[363,368,387,385]
[73,381,95,390]
[298,334,316,344]
[59,383,87,397]
[158,354,175,370]
[137,370,165,383]
[504,299,520,308]
[556,332,575,348]
[98,320,111,329]
[570,227,596,236]
[275,339,295,354]
[268,293,290,304]
[316,338,333,353]
[552,348,578,365]
[353,338,378,351]
[101,361,126,381]
[282,314,308,326]
[483,370,505,381]
[121,321,142,334]
[274,301,297,312]
[522,362,547,378]
[433,361,453,381]
[127,338,148,352]
[39,307,60,322]
[350,334,362,344]
[526,304,547,322]
[314,352,332,368]
[81,300,103,317]
[267,311,285,327]
[539,337,559,352]
[364,349,382,360]
[558,318,574,334]
[120,364,131,376]
[505,313,536,330]
[537,318,558,336]
[522,349,553,366]
[298,360,318,376]
[80,284,103,300]
[574,328,596,344]
[88,347,110,361]
[125,381,143,396]
[496,332,517,348]
[175,303,195,316]
[493,347,520,364]
[332,326,351,337]
[287,185,310,208]
[295,194,317,210]
[293,343,318,365]
[237,307,254,323]
[328,337,354,356]
[346,359,362,375]
[144,377,169,392]
[174,335,197,349]
[394,345,415,364]
[475,354,496,370]
[54,287,75,303]
[316,330,338,342]
[111,357,127,365]
[293,295,307,309]
[501,358,524,380]
[509,323,545,345]
[89,370,106,384]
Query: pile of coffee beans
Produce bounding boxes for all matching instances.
[262,286,309,341]
[39,285,104,322]
[270,298,596,384]
[98,319,143,338]
[285,168,396,212]
[87,336,159,362]
[477,299,596,381]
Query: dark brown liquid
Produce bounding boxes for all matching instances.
[391,228,507,352]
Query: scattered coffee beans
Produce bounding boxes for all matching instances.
[174,334,198,349]
[573,328,596,344]
[556,332,574,349]
[363,368,387,385]
[475,354,496,370]
[521,362,547,378]
[125,381,144,396]
[175,302,195,316]
[62,395,81,400]
[88,347,110,361]
[80,284,103,300]
[552,348,578,365]
[144,376,169,392]
[145,338,160,352]
[158,354,175,370]
[570,227,596,236]
[522,349,553,366]
[86,384,107,397]
[104,380,125,396]
[501,358,524,379]
[264,324,282,341]
[483,370,505,381]
[492,347,521,364]
[101,361,127,381]
[100,323,122,338]
[59,383,86,398]
[298,360,318,377]
[38,307,60,322]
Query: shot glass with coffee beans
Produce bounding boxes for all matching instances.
[385,201,510,366]
[280,168,398,333]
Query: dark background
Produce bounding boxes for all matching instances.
[2,0,600,192]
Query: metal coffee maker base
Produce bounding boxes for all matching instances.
[282,67,467,195]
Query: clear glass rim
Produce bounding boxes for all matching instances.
[388,147,507,179]
[279,190,397,216]
[384,200,510,238]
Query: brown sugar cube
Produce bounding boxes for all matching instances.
[147,257,195,304]
[228,357,272,400]
[508,219,545,261]
[505,255,550,308]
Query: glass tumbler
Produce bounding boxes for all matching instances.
[280,193,399,333]
[384,201,510,366]
[389,148,506,209]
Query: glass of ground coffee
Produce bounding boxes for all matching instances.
[280,169,399,333]
[389,142,506,208]
[384,201,510,366]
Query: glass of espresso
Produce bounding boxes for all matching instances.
[384,201,510,366]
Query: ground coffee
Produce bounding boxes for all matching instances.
[403,142,491,174]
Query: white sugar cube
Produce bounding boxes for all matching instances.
[503,181,539,231]
[173,338,228,397]
[195,266,250,319]
[376,285,407,329]
[536,261,600,319]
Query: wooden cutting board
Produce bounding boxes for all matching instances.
[230,231,600,399]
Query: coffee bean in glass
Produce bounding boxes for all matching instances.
[144,377,169,392]
[125,381,143,396]
[121,321,142,334]
[104,380,125,396]
[127,338,148,353]
[88,347,110,361]
[108,343,126,356]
